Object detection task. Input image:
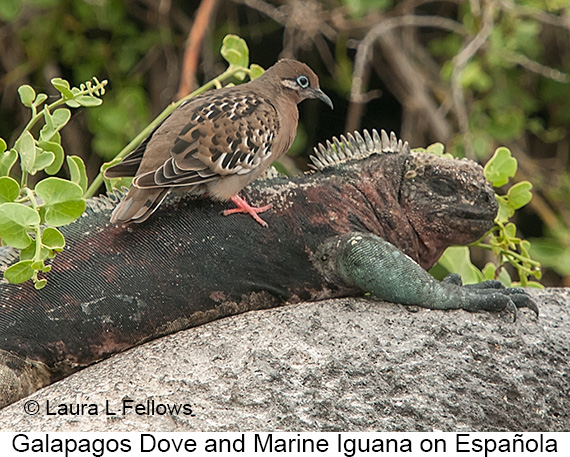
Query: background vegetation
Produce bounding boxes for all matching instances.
[0,0,568,286]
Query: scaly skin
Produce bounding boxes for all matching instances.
[0,130,536,409]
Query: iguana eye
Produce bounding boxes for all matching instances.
[296,75,309,88]
[433,176,456,196]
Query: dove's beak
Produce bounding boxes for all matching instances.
[311,88,334,110]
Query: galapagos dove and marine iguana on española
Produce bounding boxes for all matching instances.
[0,128,537,409]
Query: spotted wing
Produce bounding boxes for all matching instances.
[134,93,279,189]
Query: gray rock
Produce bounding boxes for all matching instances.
[1,289,568,431]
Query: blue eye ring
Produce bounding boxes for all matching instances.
[296,75,309,88]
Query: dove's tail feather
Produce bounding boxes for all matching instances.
[110,187,170,224]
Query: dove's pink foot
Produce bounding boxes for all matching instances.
[223,194,272,227]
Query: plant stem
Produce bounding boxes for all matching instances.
[24,188,43,266]
[474,241,541,267]
[21,80,107,138]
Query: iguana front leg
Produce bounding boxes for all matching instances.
[316,233,538,317]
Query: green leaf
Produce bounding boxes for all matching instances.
[18,85,36,107]
[20,243,49,261]
[249,64,264,80]
[32,148,55,173]
[0,203,40,249]
[51,77,74,99]
[0,0,21,21]
[35,177,83,204]
[435,246,484,284]
[0,147,17,177]
[0,138,18,177]
[507,181,533,210]
[484,147,517,187]
[33,93,48,108]
[529,237,570,276]
[67,156,88,194]
[525,281,544,289]
[40,200,86,226]
[481,263,497,281]
[495,195,513,223]
[221,34,249,80]
[4,260,34,284]
[0,176,20,203]
[52,108,71,129]
[75,95,103,107]
[504,222,517,239]
[41,140,65,175]
[65,99,81,108]
[426,142,445,156]
[15,131,37,173]
[35,177,86,226]
[482,262,512,287]
[40,106,57,142]
[221,35,249,67]
[34,278,48,290]
[31,260,45,270]
[42,227,65,250]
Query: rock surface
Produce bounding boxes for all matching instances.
[1,289,568,431]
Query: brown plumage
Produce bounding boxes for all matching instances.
[104,59,333,225]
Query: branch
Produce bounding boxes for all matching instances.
[449,2,494,159]
[499,0,570,32]
[177,0,219,99]
[351,15,465,103]
[500,50,570,83]
[350,15,462,139]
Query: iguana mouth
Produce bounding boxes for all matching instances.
[457,205,496,221]
[448,204,496,232]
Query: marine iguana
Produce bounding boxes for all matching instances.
[0,129,536,409]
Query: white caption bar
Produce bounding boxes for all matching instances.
[1,432,567,457]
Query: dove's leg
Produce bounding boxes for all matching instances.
[223,194,272,227]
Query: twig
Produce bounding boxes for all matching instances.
[500,50,570,83]
[351,15,461,140]
[177,0,219,99]
[344,60,373,133]
[450,2,494,159]
[235,0,337,68]
[231,0,288,25]
[351,14,465,104]
[499,0,570,32]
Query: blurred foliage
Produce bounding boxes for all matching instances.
[423,1,569,285]
[431,2,568,157]
[0,0,164,161]
[0,0,569,285]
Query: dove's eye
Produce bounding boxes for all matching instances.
[296,75,309,88]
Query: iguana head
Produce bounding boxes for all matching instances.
[307,129,497,269]
[399,150,498,261]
